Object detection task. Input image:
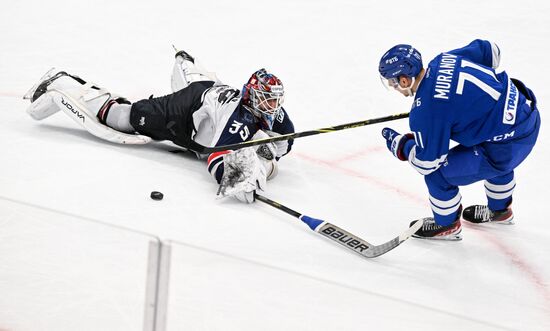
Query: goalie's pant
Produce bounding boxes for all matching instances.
[129,80,214,148]
[425,110,540,226]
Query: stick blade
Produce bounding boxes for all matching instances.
[362,218,424,258]
[315,219,424,259]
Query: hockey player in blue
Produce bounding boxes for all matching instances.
[378,40,541,240]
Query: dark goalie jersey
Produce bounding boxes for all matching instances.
[129,81,295,183]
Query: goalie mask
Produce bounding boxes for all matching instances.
[241,68,284,130]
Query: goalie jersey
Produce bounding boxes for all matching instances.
[130,81,295,183]
[408,39,539,175]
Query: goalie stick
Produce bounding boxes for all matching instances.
[188,112,410,154]
[254,193,423,258]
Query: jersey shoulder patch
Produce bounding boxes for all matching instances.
[203,85,240,105]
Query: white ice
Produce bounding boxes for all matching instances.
[1,0,549,330]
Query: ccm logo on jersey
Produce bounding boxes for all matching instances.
[61,97,85,123]
[487,130,515,142]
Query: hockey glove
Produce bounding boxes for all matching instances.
[253,130,278,161]
[252,130,279,180]
[218,147,267,204]
[381,127,415,161]
[264,130,292,159]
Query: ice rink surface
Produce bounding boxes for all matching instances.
[1,0,549,330]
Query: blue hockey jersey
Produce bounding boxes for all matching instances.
[407,39,535,175]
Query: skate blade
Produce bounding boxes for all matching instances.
[492,215,514,225]
[23,67,57,100]
[412,231,463,241]
[501,220,514,225]
[491,219,515,225]
[469,216,515,225]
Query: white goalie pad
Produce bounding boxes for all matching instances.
[26,92,61,120]
[171,55,220,92]
[47,89,151,145]
[24,68,62,120]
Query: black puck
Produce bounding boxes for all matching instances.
[150,191,164,200]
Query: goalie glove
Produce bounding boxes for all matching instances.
[217,147,267,203]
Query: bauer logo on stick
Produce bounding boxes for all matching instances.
[320,225,370,253]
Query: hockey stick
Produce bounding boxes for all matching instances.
[189,112,409,154]
[254,193,423,258]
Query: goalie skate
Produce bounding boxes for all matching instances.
[23,67,60,102]
[24,68,67,120]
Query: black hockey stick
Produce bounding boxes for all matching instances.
[189,112,409,154]
[254,193,423,258]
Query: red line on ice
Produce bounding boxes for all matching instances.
[295,149,550,312]
[294,151,426,205]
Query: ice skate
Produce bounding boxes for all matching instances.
[409,216,462,241]
[171,48,219,92]
[175,49,195,63]
[462,205,514,224]
[23,68,71,102]
[24,68,85,121]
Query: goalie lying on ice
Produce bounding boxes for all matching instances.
[23,49,295,203]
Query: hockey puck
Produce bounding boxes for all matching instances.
[150,191,164,200]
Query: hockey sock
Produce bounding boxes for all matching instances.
[98,100,135,133]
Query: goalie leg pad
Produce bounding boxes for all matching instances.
[26,92,59,121]
[24,68,69,120]
[25,68,149,144]
[49,89,151,145]
[171,51,220,92]
[25,68,129,121]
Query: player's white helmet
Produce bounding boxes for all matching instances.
[241,68,284,130]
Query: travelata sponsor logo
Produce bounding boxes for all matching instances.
[503,80,518,125]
